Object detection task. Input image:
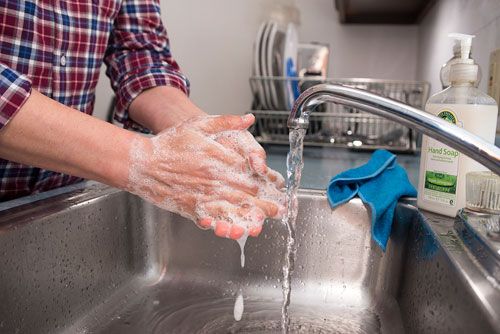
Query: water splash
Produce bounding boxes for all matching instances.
[233,291,244,321]
[281,128,306,333]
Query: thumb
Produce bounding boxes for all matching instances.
[195,114,254,134]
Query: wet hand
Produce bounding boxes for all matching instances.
[126,114,285,239]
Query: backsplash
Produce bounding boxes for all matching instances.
[417,0,500,132]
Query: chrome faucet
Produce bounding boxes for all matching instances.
[288,84,500,175]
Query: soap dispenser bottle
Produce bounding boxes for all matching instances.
[417,33,499,217]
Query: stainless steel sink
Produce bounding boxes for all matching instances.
[0,183,498,333]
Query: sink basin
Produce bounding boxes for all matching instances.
[0,184,498,333]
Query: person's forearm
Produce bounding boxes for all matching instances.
[0,90,139,189]
[129,86,206,133]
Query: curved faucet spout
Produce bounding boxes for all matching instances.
[287,84,500,175]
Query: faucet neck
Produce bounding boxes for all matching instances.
[287,84,500,176]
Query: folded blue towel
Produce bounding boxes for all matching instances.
[327,150,417,251]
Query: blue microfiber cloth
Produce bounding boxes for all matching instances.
[327,149,417,251]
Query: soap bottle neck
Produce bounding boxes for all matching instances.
[450,81,475,88]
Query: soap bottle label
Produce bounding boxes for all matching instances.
[423,109,460,207]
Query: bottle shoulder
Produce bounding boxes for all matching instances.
[427,86,497,106]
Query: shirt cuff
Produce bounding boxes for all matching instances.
[0,65,32,130]
[114,67,190,133]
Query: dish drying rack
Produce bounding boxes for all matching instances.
[249,77,430,152]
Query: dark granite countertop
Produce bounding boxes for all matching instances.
[264,144,420,190]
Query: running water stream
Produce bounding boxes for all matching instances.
[281,128,307,333]
[232,128,306,329]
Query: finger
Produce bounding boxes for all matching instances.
[237,132,268,176]
[276,204,286,218]
[229,225,245,240]
[265,168,286,189]
[197,217,213,229]
[201,201,267,233]
[196,114,255,134]
[253,198,279,217]
[248,225,263,237]
[236,131,267,167]
[214,220,231,238]
[214,221,245,240]
[259,183,285,200]
[218,177,259,197]
[241,208,265,238]
[248,151,267,175]
[201,200,252,224]
[203,141,246,167]
[254,183,286,217]
[199,153,260,196]
[214,131,268,176]
[218,189,279,218]
[199,200,232,220]
[244,188,284,218]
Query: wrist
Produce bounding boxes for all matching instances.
[129,86,206,133]
[98,129,147,191]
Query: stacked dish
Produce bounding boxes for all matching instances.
[253,21,299,110]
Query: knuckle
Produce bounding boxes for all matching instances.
[267,203,279,217]
[217,116,238,129]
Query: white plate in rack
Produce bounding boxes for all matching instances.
[272,27,287,110]
[253,21,268,110]
[259,22,273,110]
[265,21,280,110]
[282,23,299,110]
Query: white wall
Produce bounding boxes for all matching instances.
[93,0,419,120]
[163,0,418,115]
[417,0,500,95]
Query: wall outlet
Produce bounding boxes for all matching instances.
[488,49,500,134]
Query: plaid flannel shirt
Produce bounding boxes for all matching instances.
[0,0,189,201]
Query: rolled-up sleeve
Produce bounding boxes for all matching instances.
[104,0,189,133]
[0,63,32,130]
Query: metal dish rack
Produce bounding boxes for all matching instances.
[249,77,430,152]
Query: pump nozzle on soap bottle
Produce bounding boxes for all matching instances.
[449,33,474,62]
[440,33,482,88]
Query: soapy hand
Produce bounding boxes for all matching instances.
[127,114,285,239]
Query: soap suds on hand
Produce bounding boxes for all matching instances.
[126,116,285,239]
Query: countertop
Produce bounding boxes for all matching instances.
[265,135,500,190]
[264,145,420,190]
